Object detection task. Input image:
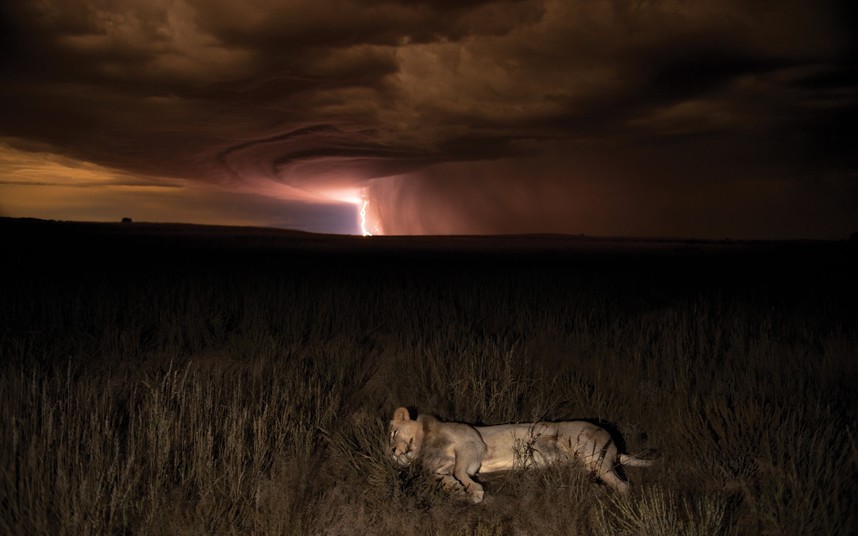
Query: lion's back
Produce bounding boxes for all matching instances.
[476,421,598,472]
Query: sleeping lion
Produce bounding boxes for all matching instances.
[389,407,653,503]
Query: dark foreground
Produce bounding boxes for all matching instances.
[2,218,856,535]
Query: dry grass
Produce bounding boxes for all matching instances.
[1,230,856,535]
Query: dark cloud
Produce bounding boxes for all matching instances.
[193,0,543,49]
[0,0,855,237]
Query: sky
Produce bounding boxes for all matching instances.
[1,0,856,238]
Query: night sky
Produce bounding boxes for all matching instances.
[1,1,856,237]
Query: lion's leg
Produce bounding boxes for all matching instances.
[575,426,632,494]
[432,470,484,503]
[581,451,630,493]
[429,458,483,503]
[434,472,464,492]
[453,444,485,504]
[453,467,484,504]
[596,466,630,494]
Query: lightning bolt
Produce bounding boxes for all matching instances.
[360,195,372,236]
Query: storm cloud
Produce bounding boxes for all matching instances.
[1,0,856,236]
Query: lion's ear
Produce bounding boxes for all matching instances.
[393,407,411,422]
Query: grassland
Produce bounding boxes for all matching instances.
[1,218,856,535]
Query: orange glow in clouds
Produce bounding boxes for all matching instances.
[310,184,382,236]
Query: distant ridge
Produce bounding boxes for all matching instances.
[0,217,843,249]
[0,216,324,238]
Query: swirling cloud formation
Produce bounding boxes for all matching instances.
[1,0,855,236]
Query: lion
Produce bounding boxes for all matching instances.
[389,407,653,504]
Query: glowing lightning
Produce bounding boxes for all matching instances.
[359,195,372,236]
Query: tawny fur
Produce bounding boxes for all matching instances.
[389,407,653,504]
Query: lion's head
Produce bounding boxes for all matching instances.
[389,407,424,467]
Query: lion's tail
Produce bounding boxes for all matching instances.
[619,453,656,467]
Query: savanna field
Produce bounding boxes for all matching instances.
[1,218,856,535]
